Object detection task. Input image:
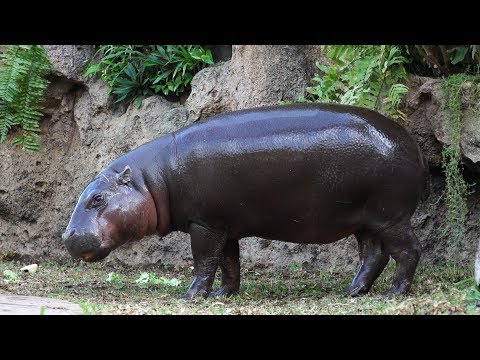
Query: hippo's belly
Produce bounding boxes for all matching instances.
[171,139,401,243]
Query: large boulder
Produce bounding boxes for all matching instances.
[186,45,323,120]
[44,45,95,83]
[402,75,480,172]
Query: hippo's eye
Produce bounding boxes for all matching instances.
[90,193,105,207]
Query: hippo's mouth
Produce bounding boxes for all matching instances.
[79,247,111,262]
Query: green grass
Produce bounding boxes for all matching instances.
[0,259,478,315]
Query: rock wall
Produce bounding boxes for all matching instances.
[0,45,478,272]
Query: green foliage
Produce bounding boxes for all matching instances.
[135,272,181,287]
[289,261,300,274]
[447,46,480,66]
[465,284,480,304]
[440,74,480,253]
[449,47,470,65]
[409,46,480,76]
[303,45,409,119]
[454,277,480,310]
[0,45,51,151]
[105,271,123,289]
[106,271,121,283]
[161,261,173,269]
[84,45,214,108]
[79,301,100,315]
[3,269,18,283]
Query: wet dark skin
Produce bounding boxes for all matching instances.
[63,103,430,298]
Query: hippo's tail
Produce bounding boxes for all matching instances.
[419,149,431,202]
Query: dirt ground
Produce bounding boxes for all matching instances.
[0,259,479,315]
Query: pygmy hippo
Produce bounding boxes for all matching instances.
[63,103,430,298]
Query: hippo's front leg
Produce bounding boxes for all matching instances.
[183,223,227,298]
[210,239,240,297]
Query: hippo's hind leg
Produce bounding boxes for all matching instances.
[210,239,241,297]
[183,223,227,299]
[346,230,390,297]
[381,220,422,295]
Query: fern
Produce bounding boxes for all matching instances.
[0,45,51,151]
[83,45,213,108]
[0,45,24,142]
[304,45,409,119]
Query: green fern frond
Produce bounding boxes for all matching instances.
[0,45,23,141]
[84,45,213,108]
[0,45,51,151]
[384,84,409,108]
[304,45,409,119]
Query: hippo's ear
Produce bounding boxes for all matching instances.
[116,166,132,185]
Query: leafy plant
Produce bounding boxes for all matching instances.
[289,261,300,274]
[0,45,51,151]
[105,271,123,289]
[440,73,480,254]
[303,45,409,119]
[454,277,480,310]
[79,301,100,315]
[135,272,181,287]
[465,284,480,304]
[410,45,480,76]
[3,269,18,283]
[106,271,121,283]
[84,45,213,108]
[161,261,173,269]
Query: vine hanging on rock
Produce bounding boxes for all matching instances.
[440,74,480,254]
[0,45,51,152]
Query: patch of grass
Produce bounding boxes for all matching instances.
[0,259,478,315]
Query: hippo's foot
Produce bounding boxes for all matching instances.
[213,239,240,298]
[348,230,391,297]
[384,281,411,296]
[381,221,421,297]
[182,275,213,299]
[210,285,239,297]
[345,283,371,297]
[184,223,228,299]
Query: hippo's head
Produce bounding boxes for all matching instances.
[62,165,158,262]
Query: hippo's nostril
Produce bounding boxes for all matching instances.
[62,229,75,242]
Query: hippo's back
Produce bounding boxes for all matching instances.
[168,103,427,243]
